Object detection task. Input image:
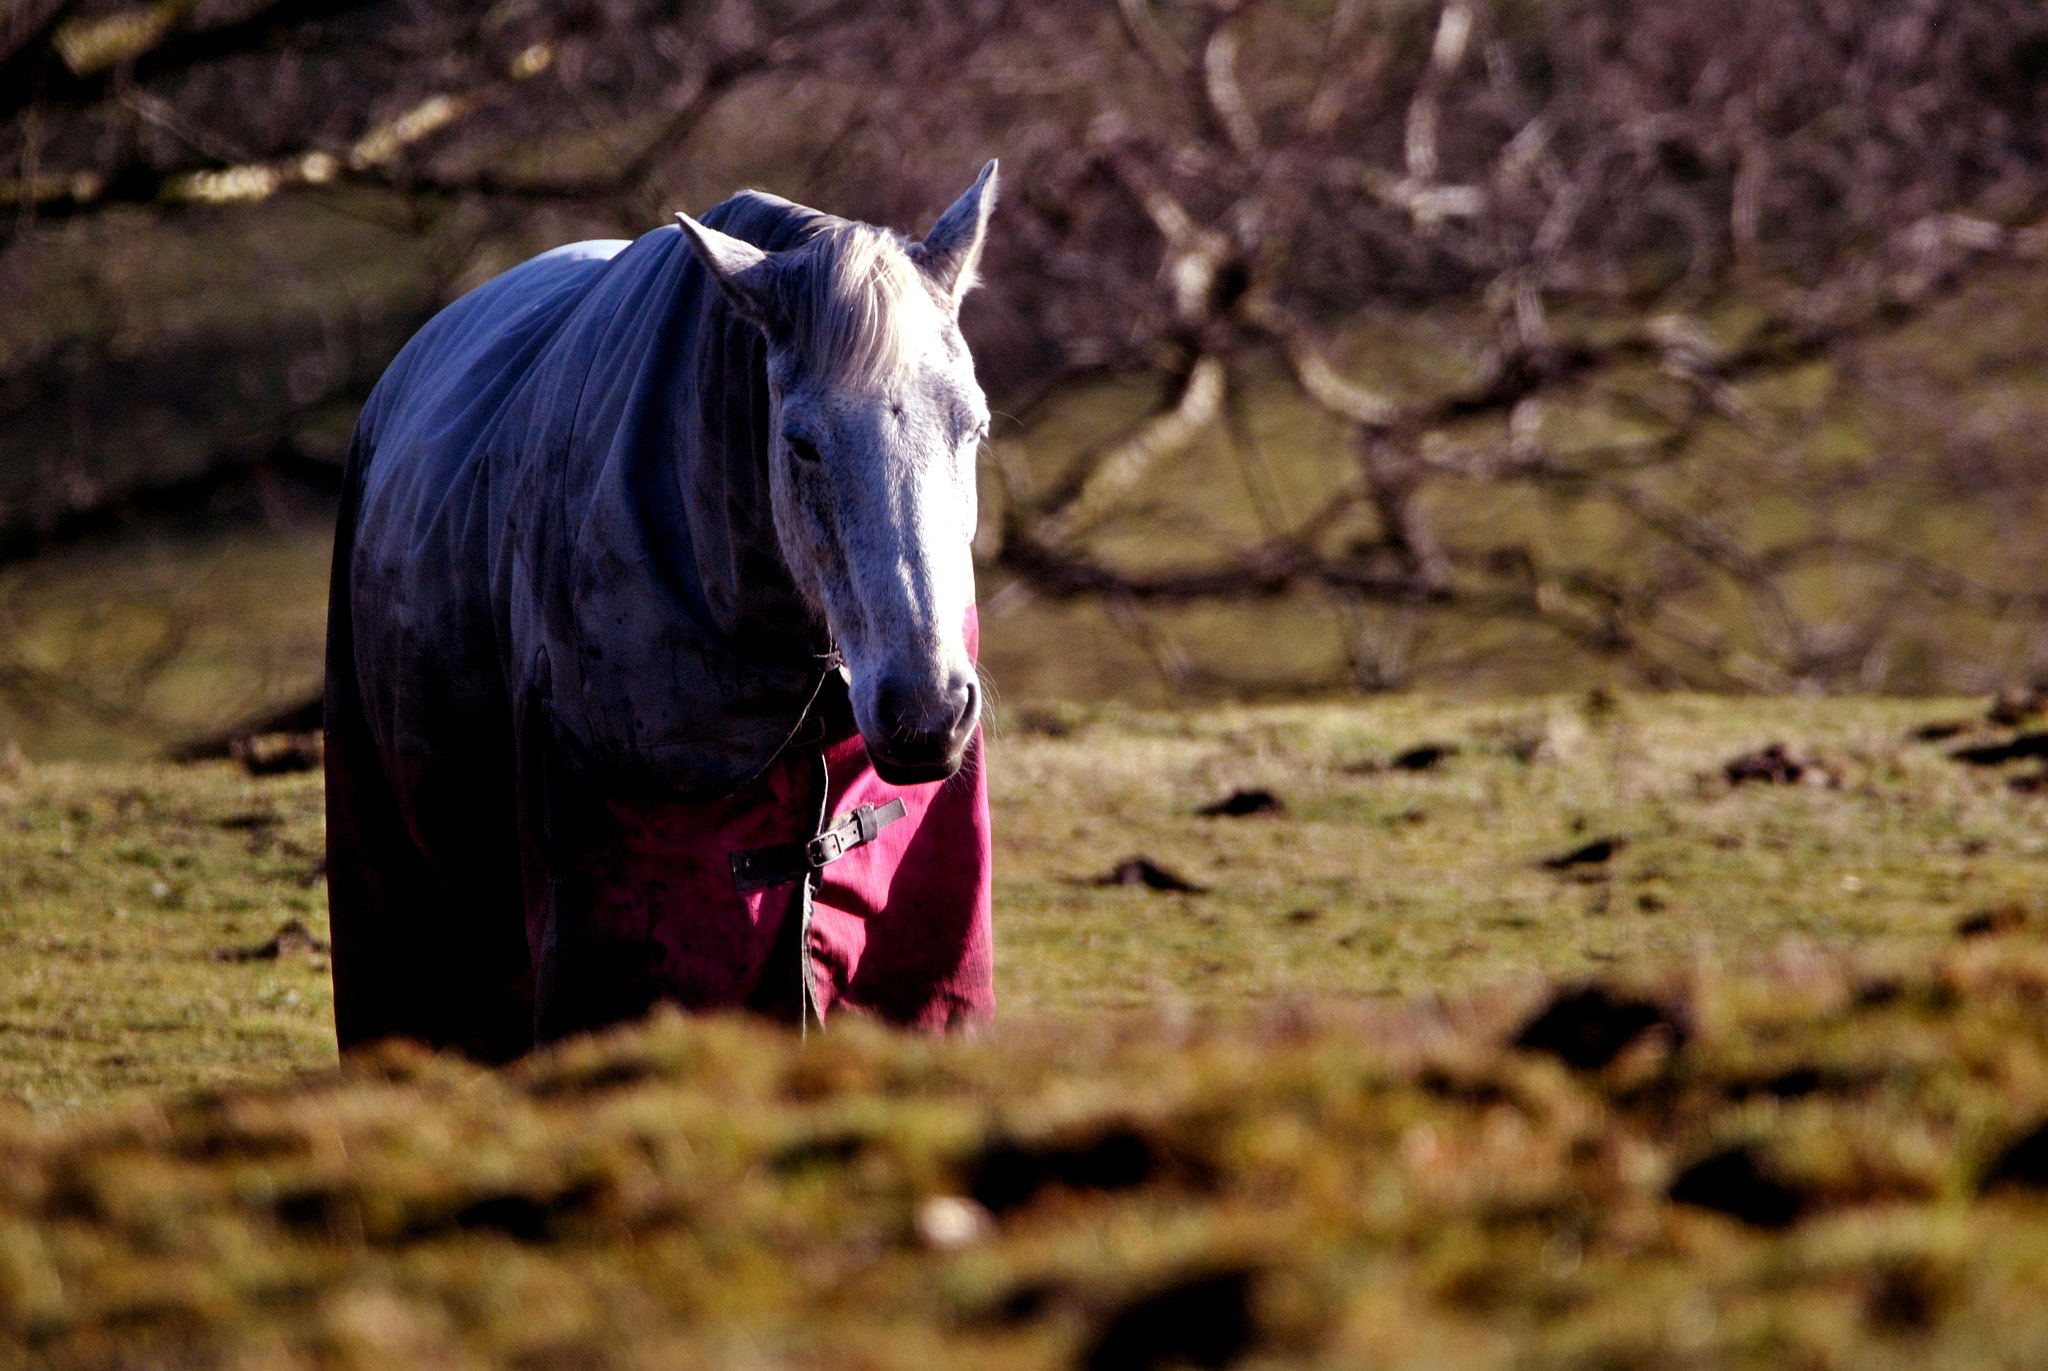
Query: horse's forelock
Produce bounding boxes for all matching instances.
[787,225,937,389]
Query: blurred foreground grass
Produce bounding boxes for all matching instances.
[7,932,2048,1367]
[3,696,2048,1365]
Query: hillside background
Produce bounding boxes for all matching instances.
[5,0,2048,758]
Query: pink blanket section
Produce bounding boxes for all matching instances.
[544,614,993,1036]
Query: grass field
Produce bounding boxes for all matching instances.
[4,694,2048,1368]
[4,693,2046,1113]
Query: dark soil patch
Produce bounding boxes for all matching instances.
[1723,743,1812,785]
[1197,789,1284,818]
[1950,733,2048,767]
[1511,983,1684,1070]
[964,1123,1164,1214]
[1957,904,2032,938]
[1080,1267,1256,1371]
[1668,1145,1807,1228]
[1390,743,1459,772]
[1981,1121,2048,1193]
[1094,857,1205,893]
[213,811,281,832]
[1541,837,1628,871]
[1988,686,2048,727]
[215,919,327,962]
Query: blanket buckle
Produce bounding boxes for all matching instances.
[731,797,909,892]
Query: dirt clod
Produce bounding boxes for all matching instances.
[1197,789,1283,818]
[1512,982,1684,1070]
[1668,1145,1806,1228]
[1950,732,2048,767]
[1096,857,1205,893]
[1723,743,1812,786]
[1982,1121,2048,1192]
[1081,1268,1256,1371]
[216,919,328,962]
[1390,743,1458,772]
[1542,837,1628,871]
[231,731,324,777]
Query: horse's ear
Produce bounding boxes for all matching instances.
[675,212,778,330]
[910,160,998,307]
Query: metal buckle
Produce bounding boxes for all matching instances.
[805,827,848,868]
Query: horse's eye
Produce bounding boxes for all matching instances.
[785,433,822,465]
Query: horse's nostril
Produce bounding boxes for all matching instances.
[951,675,981,741]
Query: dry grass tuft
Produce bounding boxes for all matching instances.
[3,945,2048,1367]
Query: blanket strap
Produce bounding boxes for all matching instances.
[729,798,908,892]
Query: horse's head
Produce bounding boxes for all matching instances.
[676,164,996,784]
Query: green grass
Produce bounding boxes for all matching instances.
[990,693,2048,1013]
[5,693,2047,1115]
[0,759,332,1112]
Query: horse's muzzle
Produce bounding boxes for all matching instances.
[862,671,979,784]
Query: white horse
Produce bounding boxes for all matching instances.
[326,165,1000,1056]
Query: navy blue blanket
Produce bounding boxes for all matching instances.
[347,192,841,800]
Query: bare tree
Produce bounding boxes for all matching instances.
[941,0,2048,691]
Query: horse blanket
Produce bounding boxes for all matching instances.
[325,193,994,1061]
